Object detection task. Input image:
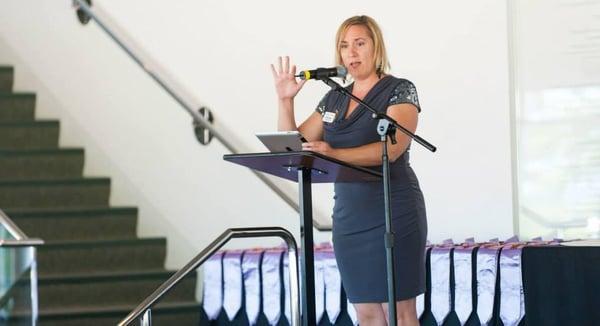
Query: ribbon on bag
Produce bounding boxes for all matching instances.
[430,239,454,326]
[314,246,326,324]
[261,248,284,325]
[476,240,502,325]
[347,299,359,325]
[223,250,244,321]
[321,244,342,324]
[202,251,224,320]
[417,242,432,318]
[453,238,478,326]
[242,249,263,325]
[498,236,560,326]
[499,242,525,326]
[283,252,291,325]
[416,293,425,319]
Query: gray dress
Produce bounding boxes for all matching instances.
[317,75,428,303]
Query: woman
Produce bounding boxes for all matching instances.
[271,15,427,326]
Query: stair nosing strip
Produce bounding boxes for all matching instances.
[14,269,185,285]
[13,301,202,317]
[39,237,166,248]
[0,92,35,97]
[0,120,57,126]
[36,270,188,284]
[0,148,84,156]
[0,177,111,186]
[5,206,138,218]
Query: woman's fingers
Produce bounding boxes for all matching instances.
[277,56,283,73]
[303,141,332,156]
[283,56,290,73]
[270,64,278,79]
[274,56,296,76]
[302,141,319,150]
[273,57,304,88]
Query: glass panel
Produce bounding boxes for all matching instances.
[518,86,600,239]
[512,0,600,240]
[0,223,16,241]
[1,224,39,325]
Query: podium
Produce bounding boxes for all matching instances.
[224,151,381,325]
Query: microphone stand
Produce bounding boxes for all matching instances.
[321,77,436,326]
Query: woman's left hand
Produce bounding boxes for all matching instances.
[302,141,337,157]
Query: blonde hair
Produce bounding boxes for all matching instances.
[335,15,390,76]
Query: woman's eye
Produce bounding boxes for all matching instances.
[340,44,348,49]
[357,42,365,47]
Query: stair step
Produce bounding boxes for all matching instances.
[37,238,167,275]
[12,270,196,310]
[8,301,202,326]
[0,177,110,209]
[0,63,203,325]
[0,92,36,122]
[0,66,14,92]
[0,148,84,180]
[0,120,59,149]
[4,206,137,241]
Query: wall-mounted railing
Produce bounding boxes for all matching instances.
[71,0,331,231]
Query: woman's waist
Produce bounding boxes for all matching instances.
[334,175,421,194]
[332,199,425,235]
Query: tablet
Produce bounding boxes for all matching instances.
[255,131,307,152]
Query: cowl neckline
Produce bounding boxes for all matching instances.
[333,75,395,128]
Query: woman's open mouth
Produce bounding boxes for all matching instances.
[349,62,361,69]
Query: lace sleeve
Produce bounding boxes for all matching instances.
[389,79,421,112]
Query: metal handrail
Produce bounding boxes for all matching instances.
[118,227,300,326]
[0,208,44,246]
[71,0,331,231]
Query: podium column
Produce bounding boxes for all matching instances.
[298,167,316,326]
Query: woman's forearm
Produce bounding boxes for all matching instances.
[331,139,410,166]
[277,98,298,131]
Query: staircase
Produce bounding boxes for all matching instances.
[0,65,202,325]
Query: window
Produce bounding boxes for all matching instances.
[511,0,600,239]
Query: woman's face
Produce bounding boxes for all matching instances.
[339,24,376,81]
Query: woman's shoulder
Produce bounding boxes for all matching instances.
[385,75,421,111]
[385,75,417,89]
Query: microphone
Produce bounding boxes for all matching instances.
[296,66,347,80]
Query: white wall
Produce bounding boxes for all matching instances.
[0,0,514,268]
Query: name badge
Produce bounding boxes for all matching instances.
[322,111,336,123]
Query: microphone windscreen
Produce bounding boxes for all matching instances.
[336,66,348,78]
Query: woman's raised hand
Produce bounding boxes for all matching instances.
[271,56,306,101]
